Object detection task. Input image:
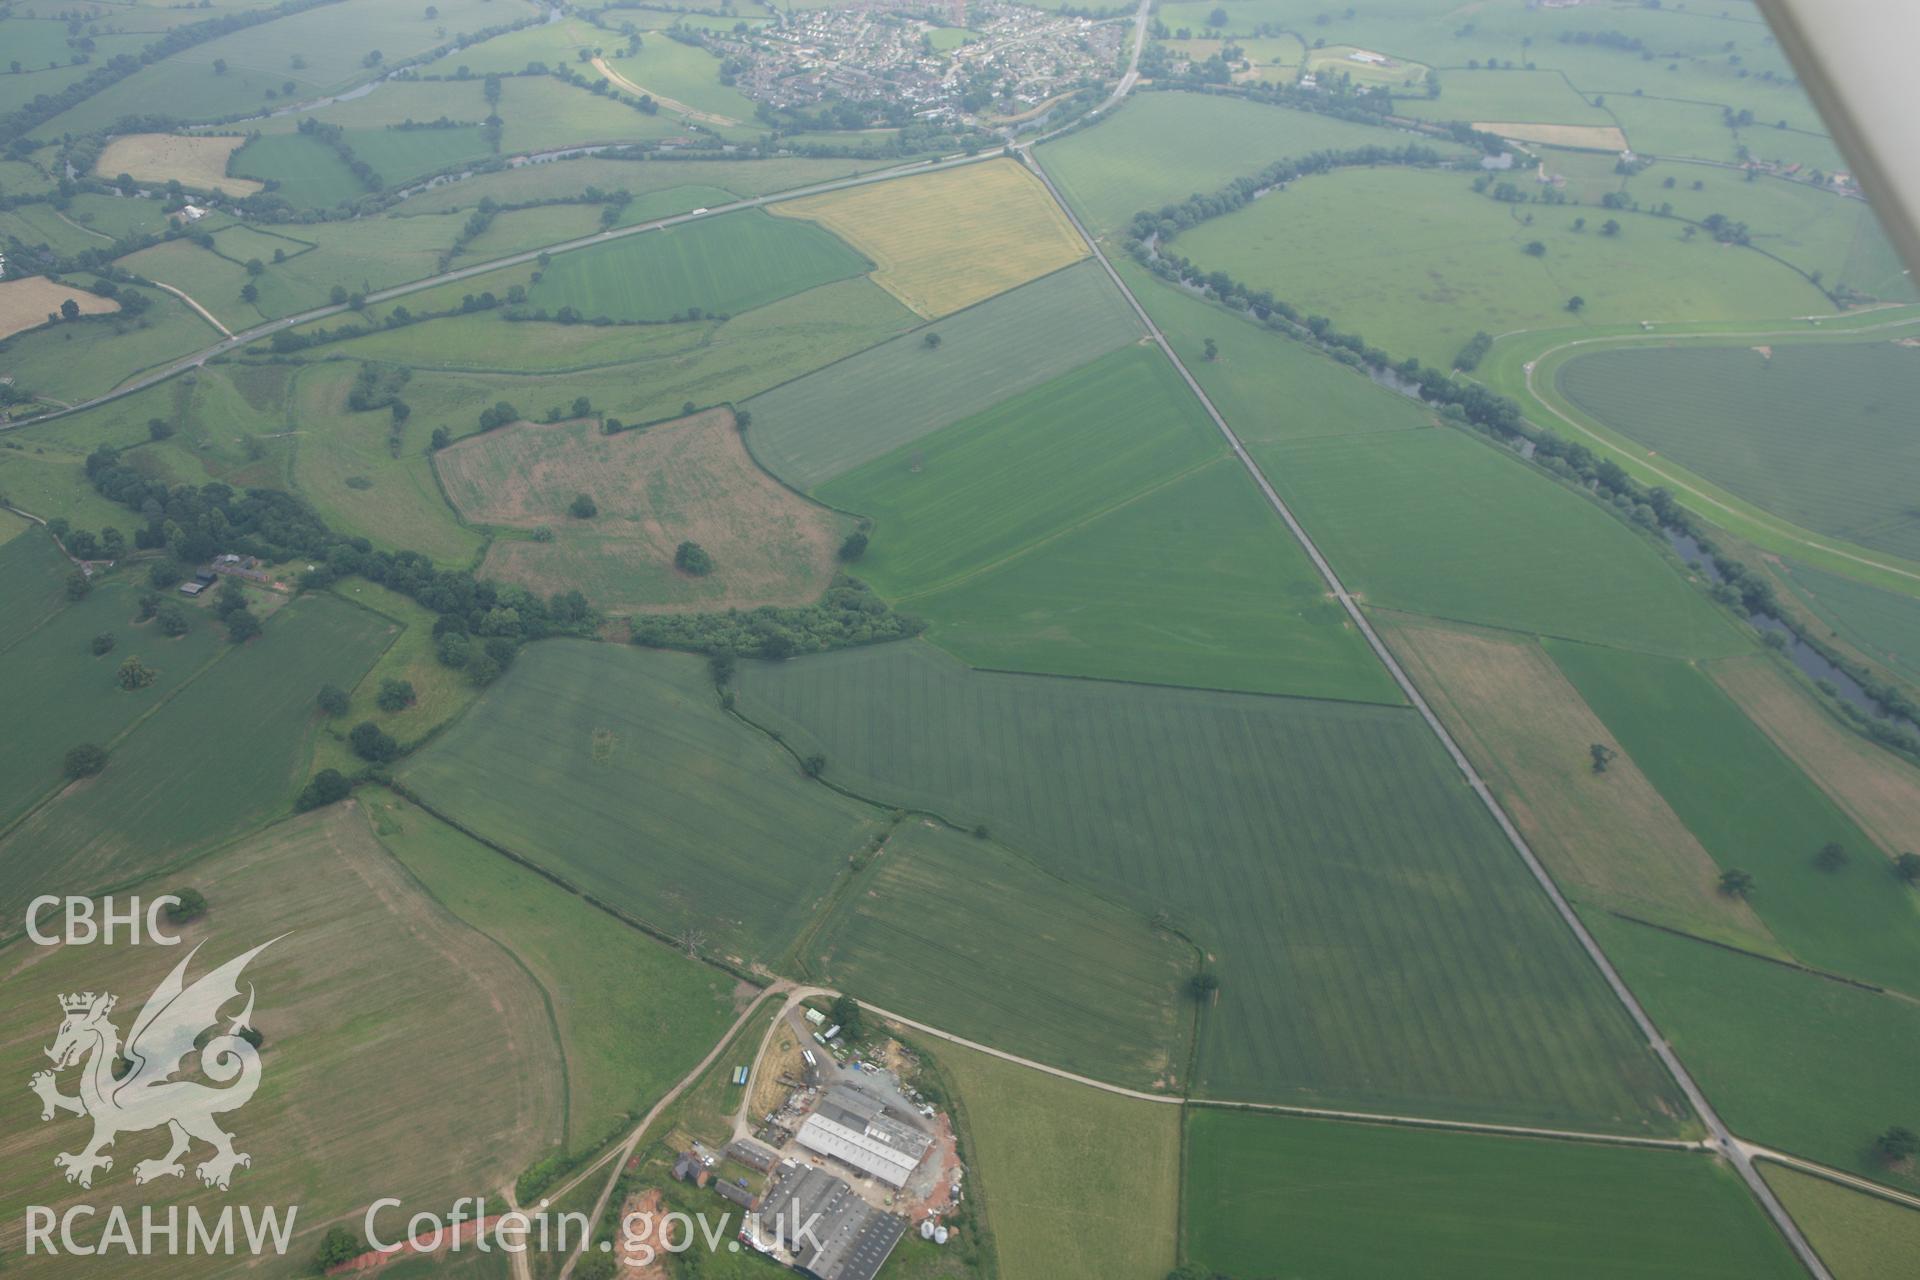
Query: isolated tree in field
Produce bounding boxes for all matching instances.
[226,609,261,643]
[240,283,259,304]
[116,655,156,691]
[802,753,827,778]
[570,396,591,418]
[675,541,713,576]
[65,570,91,600]
[1571,217,1586,232]
[1203,336,1219,361]
[838,530,869,562]
[295,768,352,812]
[63,743,108,779]
[157,604,191,637]
[148,417,174,441]
[569,493,598,519]
[1208,6,1228,26]
[923,331,942,350]
[317,683,351,717]
[1566,295,1586,313]
[314,1227,360,1273]
[164,889,207,923]
[1190,970,1221,1002]
[1897,852,1920,885]
[429,426,451,451]
[1601,218,1622,237]
[1717,867,1755,899]
[59,296,81,322]
[1874,1126,1919,1167]
[1523,240,1547,257]
[349,721,398,764]
[90,632,116,656]
[1589,743,1615,774]
[212,58,228,76]
[1813,841,1849,873]
[376,678,416,711]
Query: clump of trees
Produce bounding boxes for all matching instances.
[164,890,208,924]
[568,493,598,519]
[296,768,352,812]
[376,678,415,711]
[63,743,108,779]
[629,575,923,660]
[317,683,351,717]
[1717,868,1754,899]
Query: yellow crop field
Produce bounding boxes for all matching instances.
[94,133,264,197]
[0,276,119,341]
[1477,122,1629,151]
[772,158,1086,317]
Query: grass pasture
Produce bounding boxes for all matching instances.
[494,74,684,155]
[0,593,394,922]
[0,276,118,340]
[1558,342,1920,563]
[287,363,485,565]
[1040,92,1445,236]
[370,791,743,1148]
[746,261,1142,490]
[1175,165,1830,370]
[936,1041,1178,1280]
[736,640,1684,1129]
[1183,1109,1802,1279]
[398,641,884,967]
[439,408,846,614]
[527,209,868,322]
[1549,641,1920,995]
[1260,427,1749,658]
[94,133,261,197]
[1711,655,1920,871]
[1589,913,1920,1195]
[0,804,563,1278]
[1777,559,1920,688]
[0,579,228,830]
[1763,1166,1920,1280]
[1379,614,1777,953]
[1401,68,1615,128]
[0,288,216,402]
[602,39,757,124]
[311,579,482,774]
[770,158,1085,317]
[0,531,76,651]
[809,819,1193,1088]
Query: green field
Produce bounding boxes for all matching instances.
[0,804,563,1279]
[386,155,890,218]
[0,290,218,403]
[813,344,1395,699]
[370,790,742,1148]
[1399,68,1617,127]
[1549,641,1920,995]
[526,209,869,322]
[494,74,684,155]
[1174,166,1831,369]
[1261,427,1751,658]
[0,530,71,651]
[0,579,227,828]
[1590,914,1920,1195]
[1116,257,1437,445]
[816,347,1222,595]
[287,363,486,565]
[1184,1109,1802,1279]
[311,579,482,774]
[1763,1165,1920,1279]
[1039,90,1453,237]
[399,641,884,966]
[809,819,1193,1088]
[736,640,1683,1128]
[1778,559,1920,688]
[937,1041,1179,1280]
[746,261,1143,490]
[0,593,393,922]
[910,456,1400,701]
[1559,342,1920,562]
[342,124,497,187]
[605,37,758,124]
[32,0,510,136]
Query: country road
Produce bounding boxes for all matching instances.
[1019,144,1836,1279]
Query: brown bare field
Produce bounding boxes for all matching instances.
[0,276,119,340]
[0,804,562,1277]
[94,133,263,197]
[1379,612,1781,953]
[1475,122,1629,150]
[1713,654,1920,861]
[437,408,846,613]
[770,158,1086,317]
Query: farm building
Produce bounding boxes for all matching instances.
[758,1161,909,1280]
[715,1179,757,1210]
[729,1139,779,1173]
[793,1086,933,1189]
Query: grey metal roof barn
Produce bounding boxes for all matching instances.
[793,1086,933,1189]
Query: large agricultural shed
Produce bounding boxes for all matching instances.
[759,1161,910,1280]
[794,1085,934,1189]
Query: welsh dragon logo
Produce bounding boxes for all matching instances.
[29,939,278,1192]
